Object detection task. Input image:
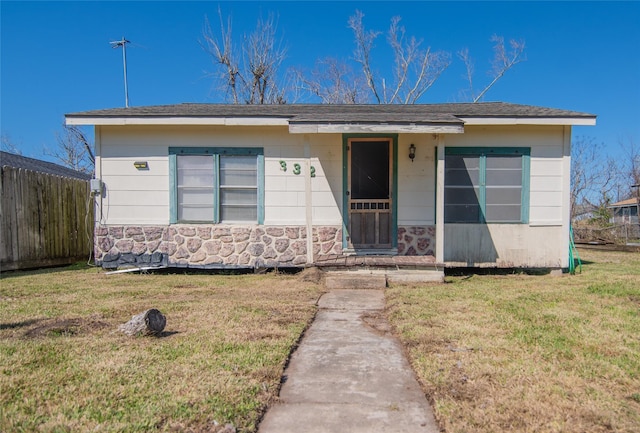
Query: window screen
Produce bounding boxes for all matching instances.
[219,155,257,222]
[172,148,262,224]
[485,155,523,222]
[444,148,528,223]
[445,155,481,223]
[177,155,214,221]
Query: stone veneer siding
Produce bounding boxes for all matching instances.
[94,225,344,269]
[397,226,436,256]
[95,224,437,269]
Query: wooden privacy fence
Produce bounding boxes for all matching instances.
[1,166,93,271]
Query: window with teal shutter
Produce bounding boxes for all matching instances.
[444,147,530,224]
[169,147,264,224]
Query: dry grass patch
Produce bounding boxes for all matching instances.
[0,265,324,432]
[386,249,640,433]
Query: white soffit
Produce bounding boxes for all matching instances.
[289,123,464,134]
[66,116,596,128]
[460,117,596,126]
[65,117,290,126]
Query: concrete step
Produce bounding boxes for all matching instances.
[324,269,444,289]
[386,269,445,284]
[325,270,387,289]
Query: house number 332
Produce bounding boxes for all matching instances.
[279,161,316,177]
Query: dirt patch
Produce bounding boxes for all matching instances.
[297,267,324,284]
[23,317,110,338]
[0,318,44,331]
[161,419,237,433]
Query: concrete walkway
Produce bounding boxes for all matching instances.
[258,289,440,433]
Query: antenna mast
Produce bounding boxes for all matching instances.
[110,37,130,108]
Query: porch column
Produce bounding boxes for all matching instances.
[304,135,314,264]
[436,136,445,263]
[561,126,572,268]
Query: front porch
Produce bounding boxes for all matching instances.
[314,254,444,287]
[313,253,440,270]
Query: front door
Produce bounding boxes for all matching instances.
[347,138,393,250]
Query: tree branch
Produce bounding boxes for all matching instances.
[472,35,525,102]
[44,124,95,175]
[202,9,287,104]
[349,10,382,103]
[458,48,475,101]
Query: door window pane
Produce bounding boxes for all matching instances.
[351,141,390,199]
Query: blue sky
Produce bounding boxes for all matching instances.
[1,1,639,161]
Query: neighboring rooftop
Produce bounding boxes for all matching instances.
[608,197,640,208]
[0,151,92,180]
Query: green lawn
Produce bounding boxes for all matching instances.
[2,249,638,432]
[0,266,323,433]
[386,249,640,433]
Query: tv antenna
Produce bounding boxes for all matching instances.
[110,37,131,108]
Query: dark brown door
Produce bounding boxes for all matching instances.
[347,138,393,249]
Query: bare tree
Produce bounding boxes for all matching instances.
[459,35,526,102]
[619,137,640,197]
[349,11,451,104]
[293,57,368,104]
[571,136,618,221]
[1,132,23,155]
[201,9,525,105]
[202,12,240,103]
[348,10,382,103]
[202,8,288,104]
[45,124,95,175]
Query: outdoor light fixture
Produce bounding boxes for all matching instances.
[409,143,416,162]
[133,161,149,170]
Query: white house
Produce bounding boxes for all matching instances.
[65,103,595,270]
[608,197,639,225]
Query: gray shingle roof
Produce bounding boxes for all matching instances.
[0,151,92,180]
[66,102,596,122]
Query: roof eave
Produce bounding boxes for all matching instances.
[459,116,596,126]
[65,116,290,126]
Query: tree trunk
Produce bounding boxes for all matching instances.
[119,309,166,336]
